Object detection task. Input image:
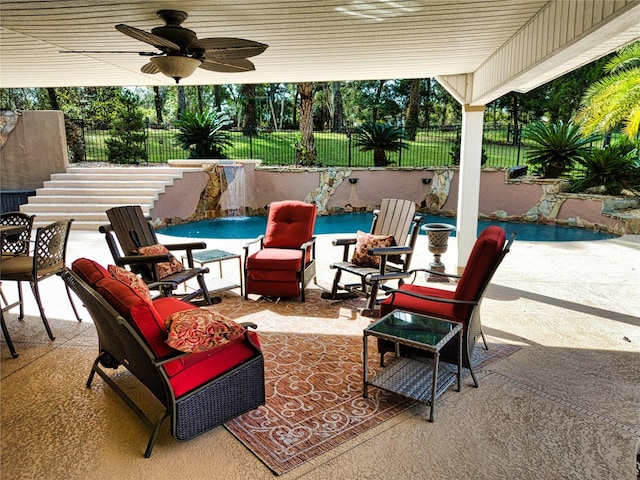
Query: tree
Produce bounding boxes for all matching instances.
[353,121,408,167]
[577,41,640,138]
[296,82,317,166]
[105,90,147,165]
[174,109,233,159]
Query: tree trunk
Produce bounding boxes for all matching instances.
[197,86,204,114]
[405,79,420,140]
[297,82,317,166]
[213,85,223,112]
[46,88,60,110]
[423,78,432,129]
[373,148,388,167]
[241,83,257,135]
[372,80,385,123]
[322,82,332,131]
[177,86,186,117]
[153,86,163,124]
[332,81,344,132]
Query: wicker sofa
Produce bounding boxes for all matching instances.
[62,257,265,457]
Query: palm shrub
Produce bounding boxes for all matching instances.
[174,110,233,159]
[523,120,599,178]
[353,122,408,167]
[577,41,640,138]
[569,138,640,195]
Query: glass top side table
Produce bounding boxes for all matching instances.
[363,310,463,422]
[184,249,243,296]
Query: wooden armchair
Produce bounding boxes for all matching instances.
[322,198,423,316]
[100,205,217,305]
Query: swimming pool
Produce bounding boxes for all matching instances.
[158,213,616,242]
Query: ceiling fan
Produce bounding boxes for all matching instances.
[61,10,268,83]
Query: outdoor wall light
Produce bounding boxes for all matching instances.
[422,178,432,185]
[348,178,359,184]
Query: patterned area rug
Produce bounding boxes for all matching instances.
[225,326,520,475]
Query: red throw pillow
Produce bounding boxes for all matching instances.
[108,264,152,303]
[137,244,184,279]
[351,230,393,268]
[164,308,246,353]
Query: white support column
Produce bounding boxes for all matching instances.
[456,104,485,274]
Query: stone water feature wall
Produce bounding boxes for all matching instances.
[160,161,638,235]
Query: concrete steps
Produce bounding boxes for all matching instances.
[20,166,199,231]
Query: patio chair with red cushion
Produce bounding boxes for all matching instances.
[61,258,265,457]
[243,200,317,302]
[378,225,515,387]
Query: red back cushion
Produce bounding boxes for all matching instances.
[263,200,317,249]
[94,277,171,357]
[455,226,506,303]
[72,258,111,287]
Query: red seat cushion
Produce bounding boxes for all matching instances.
[94,277,194,359]
[263,200,316,248]
[380,284,462,326]
[246,248,304,273]
[166,331,260,398]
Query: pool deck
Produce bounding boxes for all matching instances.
[1,230,639,479]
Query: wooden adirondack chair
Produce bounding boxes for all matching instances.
[321,198,423,316]
[99,205,216,305]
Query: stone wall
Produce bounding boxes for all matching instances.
[158,161,637,235]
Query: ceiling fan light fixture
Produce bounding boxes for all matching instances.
[149,55,202,83]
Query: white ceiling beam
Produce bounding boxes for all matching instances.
[440,0,640,106]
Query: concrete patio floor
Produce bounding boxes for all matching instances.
[1,229,639,479]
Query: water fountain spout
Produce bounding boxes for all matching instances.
[218,163,246,217]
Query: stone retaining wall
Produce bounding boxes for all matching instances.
[159,161,638,235]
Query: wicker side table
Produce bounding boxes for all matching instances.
[363,310,462,422]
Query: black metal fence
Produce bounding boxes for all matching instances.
[68,120,604,172]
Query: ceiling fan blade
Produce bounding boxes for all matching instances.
[190,38,268,59]
[116,24,180,52]
[59,50,159,56]
[199,58,255,73]
[140,62,160,74]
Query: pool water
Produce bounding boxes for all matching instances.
[158,213,616,242]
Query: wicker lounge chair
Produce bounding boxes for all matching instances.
[62,258,265,457]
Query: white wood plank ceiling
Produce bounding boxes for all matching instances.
[1,1,639,104]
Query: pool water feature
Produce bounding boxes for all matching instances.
[158,213,616,242]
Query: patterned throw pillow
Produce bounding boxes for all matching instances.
[350,230,394,268]
[164,308,246,353]
[107,264,153,303]
[136,244,184,279]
